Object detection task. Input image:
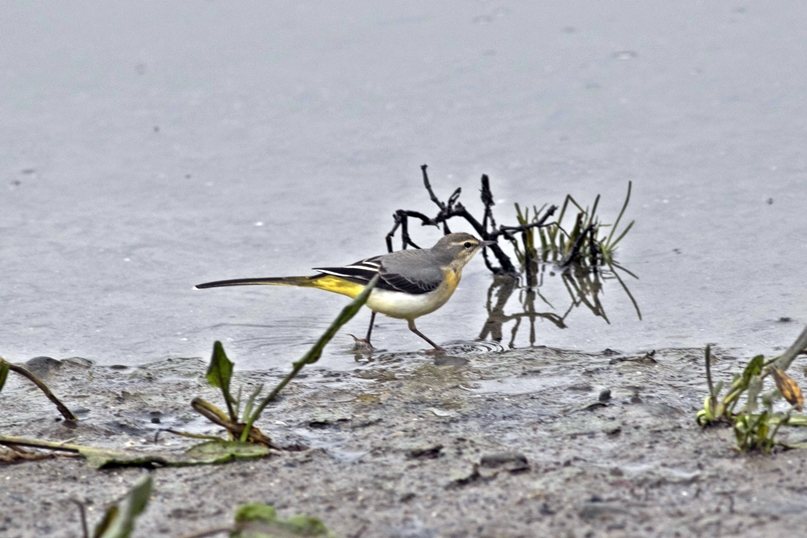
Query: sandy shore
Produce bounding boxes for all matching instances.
[2,346,805,537]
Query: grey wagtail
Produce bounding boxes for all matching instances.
[196,232,494,351]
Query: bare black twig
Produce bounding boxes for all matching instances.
[387,165,638,346]
[386,165,558,275]
[560,224,596,268]
[588,223,600,273]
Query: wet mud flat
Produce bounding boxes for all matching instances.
[3,346,807,538]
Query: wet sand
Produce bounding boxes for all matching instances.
[3,345,805,537]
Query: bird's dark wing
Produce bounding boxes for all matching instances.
[313,259,381,285]
[377,269,440,295]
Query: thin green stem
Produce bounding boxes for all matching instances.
[0,357,77,421]
[773,324,807,372]
[606,180,632,247]
[240,275,378,441]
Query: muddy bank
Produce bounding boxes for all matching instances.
[2,345,806,537]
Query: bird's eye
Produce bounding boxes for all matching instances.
[463,242,473,249]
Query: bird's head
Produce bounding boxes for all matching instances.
[431,232,495,270]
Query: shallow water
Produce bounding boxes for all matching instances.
[2,2,806,369]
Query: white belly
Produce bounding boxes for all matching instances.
[365,286,455,320]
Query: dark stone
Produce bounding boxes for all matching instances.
[579,500,626,520]
[406,445,443,460]
[25,357,61,378]
[480,451,528,470]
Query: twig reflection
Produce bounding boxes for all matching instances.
[479,260,641,347]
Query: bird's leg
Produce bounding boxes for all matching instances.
[407,319,445,352]
[349,311,376,352]
[365,311,376,344]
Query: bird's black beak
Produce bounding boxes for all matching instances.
[481,240,496,247]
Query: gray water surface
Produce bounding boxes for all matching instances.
[2,2,806,369]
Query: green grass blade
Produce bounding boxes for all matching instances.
[93,475,152,538]
[550,196,572,244]
[606,219,635,251]
[607,261,642,320]
[566,194,586,214]
[588,194,600,228]
[606,180,632,246]
[608,260,639,280]
[242,384,264,421]
[241,275,379,441]
[514,202,525,225]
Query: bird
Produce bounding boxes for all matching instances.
[195,232,494,351]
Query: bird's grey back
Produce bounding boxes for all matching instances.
[374,248,443,287]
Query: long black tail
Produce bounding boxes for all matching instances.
[195,275,320,289]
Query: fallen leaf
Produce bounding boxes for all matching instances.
[771,367,804,410]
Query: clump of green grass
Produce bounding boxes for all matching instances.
[473,181,639,346]
[506,182,640,328]
[512,181,634,274]
[698,325,807,452]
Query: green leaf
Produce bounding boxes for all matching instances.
[699,395,714,424]
[78,441,269,469]
[93,474,152,538]
[754,411,770,448]
[207,341,237,421]
[79,447,180,470]
[235,503,278,524]
[184,440,270,463]
[232,503,339,538]
[80,447,153,470]
[283,514,332,536]
[742,355,765,385]
[207,341,234,395]
[744,374,763,413]
[0,360,9,393]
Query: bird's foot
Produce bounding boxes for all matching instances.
[347,334,375,353]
